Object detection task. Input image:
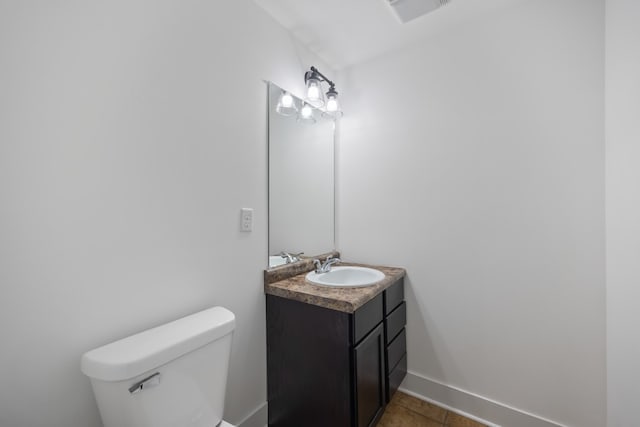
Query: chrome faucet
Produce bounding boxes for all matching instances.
[279,251,303,264]
[313,256,342,273]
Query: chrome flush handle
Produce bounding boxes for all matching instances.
[129,372,161,394]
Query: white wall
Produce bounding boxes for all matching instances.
[0,1,327,426]
[606,1,640,426]
[338,1,605,426]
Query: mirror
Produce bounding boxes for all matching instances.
[268,82,335,268]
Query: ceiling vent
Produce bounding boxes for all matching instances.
[386,0,451,23]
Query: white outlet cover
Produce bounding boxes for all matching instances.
[241,208,253,232]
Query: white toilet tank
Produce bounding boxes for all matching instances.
[81,306,235,427]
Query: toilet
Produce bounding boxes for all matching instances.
[81,306,237,427]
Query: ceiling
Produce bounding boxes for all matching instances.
[253,0,523,70]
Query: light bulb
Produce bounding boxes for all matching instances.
[307,85,320,101]
[281,92,293,108]
[326,97,338,112]
[276,91,298,116]
[301,104,313,118]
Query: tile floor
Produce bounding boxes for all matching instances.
[377,391,488,427]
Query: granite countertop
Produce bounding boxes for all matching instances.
[264,261,406,313]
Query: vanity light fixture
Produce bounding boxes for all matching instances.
[304,66,343,117]
[276,90,298,116]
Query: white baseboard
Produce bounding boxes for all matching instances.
[236,402,268,427]
[235,371,566,427]
[400,371,566,427]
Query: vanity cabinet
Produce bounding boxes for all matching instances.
[266,278,406,427]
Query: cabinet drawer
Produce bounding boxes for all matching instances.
[385,302,406,344]
[384,278,404,315]
[386,328,406,374]
[353,293,383,345]
[387,354,407,402]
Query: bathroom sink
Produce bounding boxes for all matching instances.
[269,256,288,268]
[306,266,385,287]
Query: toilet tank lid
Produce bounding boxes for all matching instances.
[81,306,235,382]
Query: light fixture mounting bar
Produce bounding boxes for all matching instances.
[306,66,336,89]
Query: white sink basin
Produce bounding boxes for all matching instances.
[269,256,288,268]
[306,266,385,287]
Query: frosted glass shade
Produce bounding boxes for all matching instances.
[276,91,297,116]
[305,78,325,108]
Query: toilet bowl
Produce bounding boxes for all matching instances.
[81,306,237,427]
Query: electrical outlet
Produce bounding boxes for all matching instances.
[241,208,253,232]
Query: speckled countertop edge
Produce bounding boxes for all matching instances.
[264,251,340,285]
[264,262,406,313]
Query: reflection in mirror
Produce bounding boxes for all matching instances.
[268,82,335,268]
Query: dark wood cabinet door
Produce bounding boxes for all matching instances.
[267,296,351,427]
[354,323,386,427]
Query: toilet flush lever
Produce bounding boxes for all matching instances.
[129,372,161,394]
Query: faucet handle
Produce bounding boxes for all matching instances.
[313,257,341,274]
[280,251,304,263]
